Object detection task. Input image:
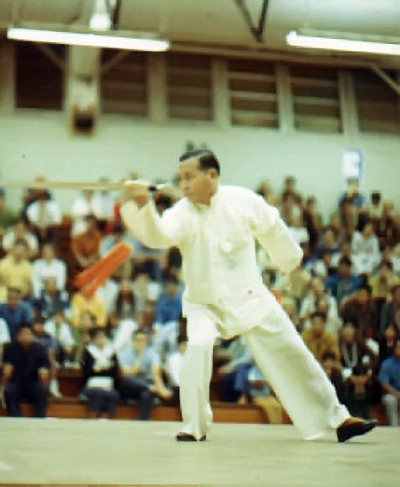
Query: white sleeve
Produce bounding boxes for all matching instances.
[31,261,42,298]
[0,318,10,343]
[57,261,67,290]
[248,193,303,273]
[60,324,75,347]
[121,200,183,249]
[50,202,62,224]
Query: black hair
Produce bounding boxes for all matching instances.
[338,256,352,267]
[357,283,372,294]
[17,323,32,333]
[132,328,147,338]
[179,150,220,175]
[321,351,337,362]
[89,326,106,339]
[14,238,29,248]
[310,311,327,322]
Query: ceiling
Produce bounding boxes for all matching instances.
[1,0,400,67]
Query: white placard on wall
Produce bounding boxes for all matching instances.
[343,147,364,182]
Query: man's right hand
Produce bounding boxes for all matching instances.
[123,181,152,208]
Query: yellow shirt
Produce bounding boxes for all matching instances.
[70,292,107,327]
[301,329,340,363]
[369,274,400,299]
[0,255,32,296]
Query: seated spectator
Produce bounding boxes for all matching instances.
[114,279,136,320]
[153,277,182,357]
[304,249,332,280]
[340,285,378,340]
[216,336,253,403]
[34,276,70,321]
[280,176,303,209]
[325,257,362,306]
[368,191,383,218]
[351,221,381,275]
[339,322,376,420]
[73,311,97,363]
[44,309,75,366]
[302,196,322,253]
[31,316,61,398]
[339,179,366,211]
[378,323,399,368]
[1,325,50,417]
[32,243,67,298]
[2,219,39,259]
[81,327,120,419]
[380,285,400,337]
[0,316,10,364]
[315,228,339,260]
[0,287,33,341]
[118,329,171,420]
[132,239,165,282]
[26,192,62,243]
[97,278,119,315]
[300,277,340,336]
[287,214,309,247]
[0,239,33,298]
[255,179,275,205]
[71,214,101,270]
[247,364,284,424]
[301,312,339,363]
[369,261,400,300]
[330,241,353,270]
[378,202,400,249]
[99,222,133,280]
[378,337,400,426]
[107,312,138,354]
[71,190,102,236]
[71,287,106,328]
[321,351,346,405]
[0,189,17,241]
[132,271,161,316]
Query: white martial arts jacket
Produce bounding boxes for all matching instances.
[121,185,302,337]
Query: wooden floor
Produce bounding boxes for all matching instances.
[0,418,398,486]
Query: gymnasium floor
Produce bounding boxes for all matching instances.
[0,418,398,487]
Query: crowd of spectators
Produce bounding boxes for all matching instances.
[0,174,399,426]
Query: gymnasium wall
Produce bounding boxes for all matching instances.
[1,109,399,221]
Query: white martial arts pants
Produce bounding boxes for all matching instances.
[179,302,350,440]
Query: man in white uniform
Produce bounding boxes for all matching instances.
[121,150,377,443]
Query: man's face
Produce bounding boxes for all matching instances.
[339,263,351,279]
[356,289,370,305]
[13,243,27,261]
[342,324,356,343]
[311,317,325,337]
[32,321,44,335]
[133,332,147,352]
[178,158,216,204]
[17,327,34,348]
[42,245,55,260]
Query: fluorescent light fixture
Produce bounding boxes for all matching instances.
[7,27,170,52]
[287,30,400,56]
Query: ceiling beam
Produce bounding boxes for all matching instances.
[234,0,270,43]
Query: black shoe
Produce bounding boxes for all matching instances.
[337,419,378,443]
[176,432,207,442]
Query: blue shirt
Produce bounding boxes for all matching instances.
[118,346,159,381]
[379,356,400,392]
[325,274,362,304]
[154,293,182,325]
[0,302,33,340]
